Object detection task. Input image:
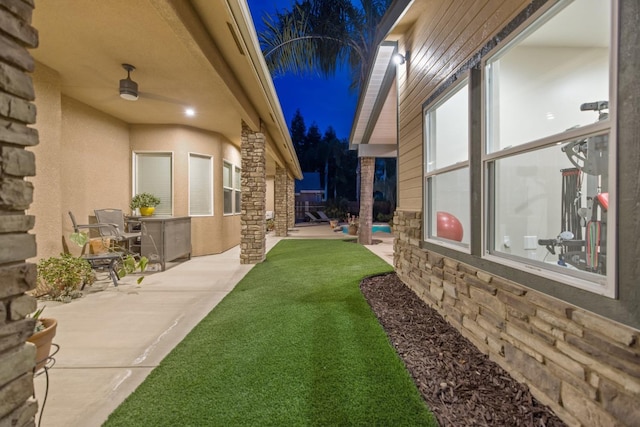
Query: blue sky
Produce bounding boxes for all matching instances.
[247,0,358,140]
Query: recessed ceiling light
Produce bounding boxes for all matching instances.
[185,108,195,117]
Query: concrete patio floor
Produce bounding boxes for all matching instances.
[33,224,393,427]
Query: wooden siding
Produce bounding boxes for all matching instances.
[396,0,529,209]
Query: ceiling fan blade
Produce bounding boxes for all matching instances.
[138,91,186,106]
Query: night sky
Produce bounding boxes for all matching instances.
[246,0,358,141]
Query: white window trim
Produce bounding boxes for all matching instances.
[234,165,242,215]
[480,0,617,298]
[188,152,213,217]
[423,75,471,253]
[222,159,234,216]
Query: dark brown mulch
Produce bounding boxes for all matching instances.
[360,272,566,427]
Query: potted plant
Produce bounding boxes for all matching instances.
[27,307,57,371]
[36,253,94,303]
[347,214,359,236]
[130,192,161,216]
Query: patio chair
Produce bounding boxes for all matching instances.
[94,208,141,253]
[316,211,332,221]
[305,211,322,222]
[68,211,124,287]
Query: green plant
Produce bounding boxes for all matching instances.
[130,192,161,209]
[30,306,47,334]
[117,255,148,284]
[37,253,94,302]
[266,218,275,232]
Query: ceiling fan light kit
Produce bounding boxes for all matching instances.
[119,63,139,101]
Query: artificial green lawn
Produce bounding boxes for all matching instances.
[104,239,437,426]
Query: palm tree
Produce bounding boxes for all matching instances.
[258,0,392,244]
[259,0,390,91]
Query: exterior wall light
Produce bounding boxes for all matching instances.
[392,52,406,65]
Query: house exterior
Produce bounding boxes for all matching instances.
[0,0,300,424]
[351,0,640,425]
[29,0,301,261]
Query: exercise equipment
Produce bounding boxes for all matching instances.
[538,101,608,274]
[437,211,463,242]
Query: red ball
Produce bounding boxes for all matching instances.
[437,211,463,242]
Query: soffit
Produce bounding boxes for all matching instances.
[349,42,397,148]
[31,0,301,177]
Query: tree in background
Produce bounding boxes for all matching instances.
[259,0,393,244]
[290,110,357,204]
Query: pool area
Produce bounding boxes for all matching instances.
[342,223,392,234]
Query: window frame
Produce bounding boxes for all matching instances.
[188,152,213,217]
[234,165,242,215]
[132,151,174,216]
[423,75,471,252]
[222,160,234,216]
[480,0,617,297]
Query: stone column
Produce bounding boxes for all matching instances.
[358,157,375,245]
[287,175,295,229]
[0,1,40,424]
[240,121,266,264]
[274,165,288,236]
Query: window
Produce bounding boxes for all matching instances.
[189,154,213,216]
[234,166,241,214]
[134,152,172,215]
[223,161,233,215]
[424,79,470,248]
[484,0,613,294]
[223,161,241,215]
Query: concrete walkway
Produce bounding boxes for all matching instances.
[33,224,393,426]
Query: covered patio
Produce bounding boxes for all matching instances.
[29,0,302,262]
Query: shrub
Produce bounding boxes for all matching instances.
[37,253,94,302]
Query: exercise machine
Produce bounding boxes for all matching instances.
[538,101,609,274]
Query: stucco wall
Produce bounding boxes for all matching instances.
[29,63,62,259]
[265,176,275,213]
[30,65,130,260]
[130,125,241,255]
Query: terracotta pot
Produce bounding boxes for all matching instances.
[27,318,57,371]
[348,224,358,235]
[139,207,155,216]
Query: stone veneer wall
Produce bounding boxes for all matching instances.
[287,175,294,229]
[0,0,40,425]
[240,122,266,264]
[393,209,640,426]
[274,165,287,237]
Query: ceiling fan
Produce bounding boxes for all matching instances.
[117,63,192,115]
[119,63,139,101]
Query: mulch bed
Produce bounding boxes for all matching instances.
[360,272,566,427]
